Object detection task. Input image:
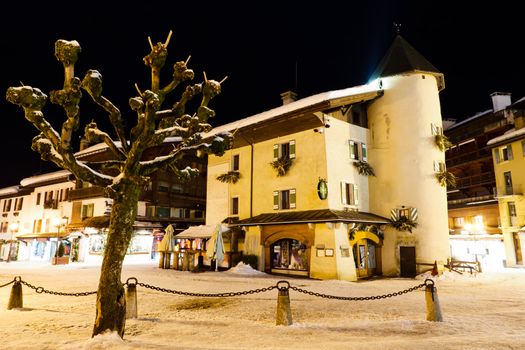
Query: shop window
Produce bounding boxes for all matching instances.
[271,239,308,271]
[273,189,296,210]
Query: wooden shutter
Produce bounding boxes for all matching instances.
[410,207,418,221]
[390,208,398,221]
[507,145,513,160]
[290,189,296,209]
[361,143,367,161]
[289,140,296,159]
[349,141,356,159]
[273,191,279,210]
[341,182,347,205]
[353,184,359,206]
[273,144,279,160]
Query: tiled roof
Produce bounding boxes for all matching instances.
[234,209,389,226]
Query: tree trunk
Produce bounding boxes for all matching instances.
[92,183,140,338]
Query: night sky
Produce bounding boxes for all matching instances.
[1,1,524,188]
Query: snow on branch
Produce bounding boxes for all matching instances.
[84,121,126,160]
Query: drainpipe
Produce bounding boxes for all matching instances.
[238,132,254,218]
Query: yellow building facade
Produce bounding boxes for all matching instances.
[488,122,525,266]
[205,35,451,280]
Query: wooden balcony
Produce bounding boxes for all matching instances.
[68,186,106,200]
[455,172,494,189]
[446,148,492,168]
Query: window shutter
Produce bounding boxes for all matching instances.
[410,207,418,221]
[361,143,367,161]
[273,144,279,160]
[507,145,513,160]
[273,191,279,210]
[353,185,359,206]
[390,209,398,221]
[349,141,356,159]
[341,182,347,205]
[289,140,296,159]
[290,189,296,208]
[494,149,500,164]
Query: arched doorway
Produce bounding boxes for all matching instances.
[270,238,308,276]
[350,231,382,278]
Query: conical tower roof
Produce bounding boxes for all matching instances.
[371,35,444,90]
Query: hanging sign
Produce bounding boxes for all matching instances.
[317,179,328,200]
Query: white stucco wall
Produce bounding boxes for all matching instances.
[367,73,450,275]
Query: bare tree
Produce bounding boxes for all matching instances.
[6,31,231,338]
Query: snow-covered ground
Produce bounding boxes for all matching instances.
[1,261,524,350]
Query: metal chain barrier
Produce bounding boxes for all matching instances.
[289,281,428,301]
[19,277,97,296]
[133,280,277,297]
[0,277,16,289]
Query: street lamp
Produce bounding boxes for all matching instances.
[7,222,19,263]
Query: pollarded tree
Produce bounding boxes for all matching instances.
[6,31,231,338]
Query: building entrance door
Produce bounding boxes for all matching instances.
[513,233,523,265]
[400,246,416,277]
[353,239,378,278]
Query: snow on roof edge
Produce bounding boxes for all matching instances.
[207,83,380,136]
[487,127,525,146]
[20,170,72,187]
[446,109,493,130]
[0,185,21,196]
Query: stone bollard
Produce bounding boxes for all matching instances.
[159,252,165,268]
[164,253,171,269]
[7,277,23,310]
[125,277,138,319]
[425,279,443,321]
[276,281,293,326]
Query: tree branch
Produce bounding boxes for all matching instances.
[84,121,126,161]
[81,70,130,154]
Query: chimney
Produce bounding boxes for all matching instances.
[280,91,297,105]
[490,92,512,112]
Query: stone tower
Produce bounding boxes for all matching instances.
[367,35,450,275]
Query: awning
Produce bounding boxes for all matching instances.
[16,232,68,239]
[234,209,389,226]
[176,224,231,239]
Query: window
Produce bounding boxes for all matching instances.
[504,171,513,195]
[454,217,465,227]
[341,182,358,206]
[349,140,367,161]
[508,202,517,227]
[33,219,42,233]
[273,189,296,210]
[0,222,7,233]
[434,161,446,172]
[81,203,94,220]
[493,149,500,164]
[232,154,240,171]
[3,199,12,212]
[157,207,170,218]
[171,183,183,193]
[146,206,155,217]
[15,198,23,211]
[36,193,41,205]
[431,123,443,136]
[522,140,525,157]
[273,140,296,161]
[158,181,169,192]
[502,144,513,161]
[231,197,239,215]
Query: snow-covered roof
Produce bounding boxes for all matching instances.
[445,109,492,130]
[176,224,230,239]
[75,137,183,157]
[19,170,72,187]
[0,185,21,196]
[487,127,525,146]
[208,83,381,135]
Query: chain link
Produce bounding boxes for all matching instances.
[0,278,15,289]
[289,282,427,301]
[20,280,97,297]
[137,281,277,297]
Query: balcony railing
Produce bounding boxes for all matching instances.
[446,148,492,168]
[68,186,106,200]
[496,185,523,197]
[455,172,494,189]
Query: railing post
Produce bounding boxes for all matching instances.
[7,277,23,310]
[276,281,293,326]
[125,278,138,319]
[158,252,165,268]
[425,279,443,321]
